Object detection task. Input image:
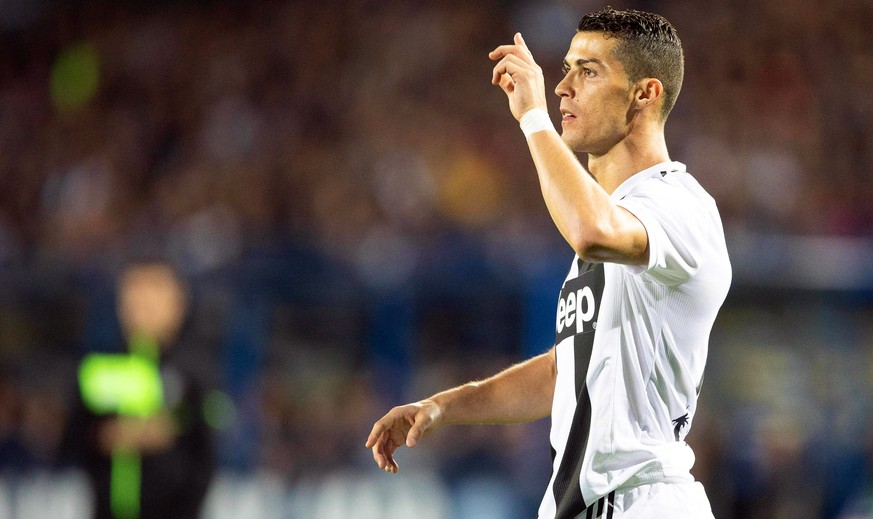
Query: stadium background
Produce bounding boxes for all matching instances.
[1,0,872,517]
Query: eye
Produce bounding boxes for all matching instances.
[582,67,595,77]
[561,65,570,75]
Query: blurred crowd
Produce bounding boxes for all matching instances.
[1,0,872,517]
[2,0,873,269]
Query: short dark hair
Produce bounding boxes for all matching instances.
[577,7,684,120]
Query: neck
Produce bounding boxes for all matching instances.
[587,124,671,194]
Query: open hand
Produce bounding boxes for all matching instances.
[364,400,443,474]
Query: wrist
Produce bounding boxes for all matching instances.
[412,397,443,431]
[519,108,555,138]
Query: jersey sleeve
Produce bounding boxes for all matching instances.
[614,179,712,286]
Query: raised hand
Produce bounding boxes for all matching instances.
[364,400,443,474]
[488,32,549,121]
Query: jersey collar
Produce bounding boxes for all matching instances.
[610,161,686,200]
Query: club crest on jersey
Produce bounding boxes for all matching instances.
[555,262,605,344]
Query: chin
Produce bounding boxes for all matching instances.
[560,132,587,153]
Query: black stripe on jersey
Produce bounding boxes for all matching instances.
[585,496,603,518]
[552,261,604,518]
[552,332,594,518]
[577,490,615,518]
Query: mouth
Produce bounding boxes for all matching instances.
[560,109,576,122]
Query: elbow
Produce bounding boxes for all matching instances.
[569,237,597,261]
[567,224,609,261]
[568,223,647,264]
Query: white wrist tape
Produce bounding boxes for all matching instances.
[519,108,556,138]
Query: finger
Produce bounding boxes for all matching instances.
[406,424,422,448]
[488,44,513,61]
[491,54,516,84]
[371,430,388,468]
[488,43,535,64]
[498,73,514,94]
[492,64,502,86]
[386,451,399,473]
[406,406,436,448]
[406,429,419,448]
[515,33,535,60]
[514,32,526,50]
[365,421,385,448]
[380,433,400,473]
[514,33,525,52]
[373,448,385,470]
[491,66,515,95]
[491,54,527,86]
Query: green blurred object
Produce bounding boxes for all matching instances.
[203,390,236,430]
[50,41,100,112]
[78,353,164,418]
[111,449,142,519]
[78,339,163,519]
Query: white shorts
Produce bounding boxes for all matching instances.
[577,481,714,519]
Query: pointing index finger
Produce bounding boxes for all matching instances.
[489,35,534,64]
[515,32,534,59]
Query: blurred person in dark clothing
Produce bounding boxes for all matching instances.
[60,260,214,519]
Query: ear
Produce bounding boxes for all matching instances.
[634,78,663,111]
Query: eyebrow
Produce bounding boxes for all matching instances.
[562,58,604,69]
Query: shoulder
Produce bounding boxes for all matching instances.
[623,168,714,206]
[619,168,723,234]
[614,165,729,283]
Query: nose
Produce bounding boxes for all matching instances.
[555,74,572,98]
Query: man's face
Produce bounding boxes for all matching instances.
[118,265,186,344]
[555,31,635,155]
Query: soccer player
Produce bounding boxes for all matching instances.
[365,7,731,518]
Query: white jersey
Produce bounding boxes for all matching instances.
[537,161,731,519]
